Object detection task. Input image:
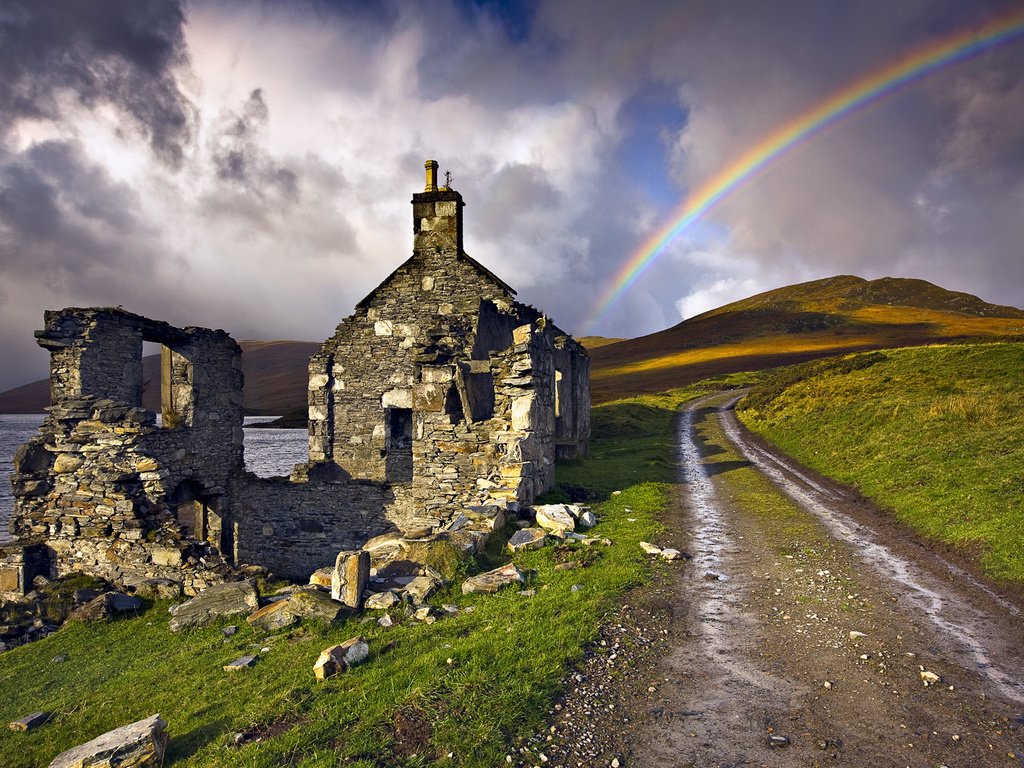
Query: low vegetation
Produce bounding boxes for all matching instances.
[0,383,735,767]
[737,342,1024,583]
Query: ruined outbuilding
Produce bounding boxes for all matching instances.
[3,161,590,596]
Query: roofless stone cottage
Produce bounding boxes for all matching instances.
[2,161,590,598]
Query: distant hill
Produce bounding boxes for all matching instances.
[0,340,319,415]
[3,276,1022,413]
[588,275,1024,402]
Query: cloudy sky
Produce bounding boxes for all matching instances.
[1,0,1023,392]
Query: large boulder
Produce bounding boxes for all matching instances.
[246,600,298,633]
[331,550,370,609]
[462,563,524,595]
[168,580,258,632]
[49,714,167,768]
[247,587,350,633]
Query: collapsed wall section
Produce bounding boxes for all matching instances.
[10,308,245,594]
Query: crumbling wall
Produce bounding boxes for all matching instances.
[10,308,245,594]
[552,335,591,461]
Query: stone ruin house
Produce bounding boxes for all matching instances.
[2,161,590,599]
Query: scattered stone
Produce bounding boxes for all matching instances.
[462,563,525,594]
[168,580,259,632]
[920,669,941,686]
[442,603,460,614]
[403,574,444,604]
[508,527,547,553]
[612,490,622,496]
[639,542,662,555]
[414,606,434,622]
[222,625,237,637]
[49,714,167,768]
[286,587,351,624]
[130,578,183,600]
[767,735,791,748]
[308,567,334,589]
[849,630,867,640]
[534,505,576,535]
[313,636,370,680]
[246,600,298,633]
[331,550,370,609]
[570,584,582,593]
[9,711,49,732]
[52,655,67,664]
[403,526,434,540]
[463,505,506,532]
[364,590,400,610]
[577,510,597,529]
[519,589,537,597]
[378,614,394,628]
[67,592,143,623]
[248,588,350,632]
[223,655,257,671]
[823,680,834,690]
[659,548,683,561]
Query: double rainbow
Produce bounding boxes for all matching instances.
[585,9,1024,330]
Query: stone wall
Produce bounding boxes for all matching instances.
[229,474,394,581]
[0,544,49,600]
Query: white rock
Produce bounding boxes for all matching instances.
[364,591,399,610]
[659,548,683,561]
[534,505,576,534]
[639,542,662,555]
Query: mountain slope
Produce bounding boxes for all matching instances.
[0,340,320,415]
[589,275,1024,402]
[3,276,1021,412]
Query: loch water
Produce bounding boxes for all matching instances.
[0,415,307,544]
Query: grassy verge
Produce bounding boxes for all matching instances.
[0,381,733,767]
[737,342,1024,583]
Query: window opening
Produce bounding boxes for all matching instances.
[385,407,413,482]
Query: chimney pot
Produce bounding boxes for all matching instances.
[424,160,439,192]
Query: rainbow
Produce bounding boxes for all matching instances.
[585,9,1024,330]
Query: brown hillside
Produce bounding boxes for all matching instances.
[589,275,1024,402]
[0,340,320,415]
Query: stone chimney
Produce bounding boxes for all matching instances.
[412,159,464,253]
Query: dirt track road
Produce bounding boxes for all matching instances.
[544,393,1024,768]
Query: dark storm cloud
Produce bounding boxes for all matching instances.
[0,0,195,165]
[0,141,164,285]
[206,89,300,220]
[0,139,187,391]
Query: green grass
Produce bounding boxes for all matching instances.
[0,381,735,767]
[737,341,1024,583]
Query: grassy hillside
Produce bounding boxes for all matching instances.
[0,381,742,767]
[736,342,1024,583]
[590,275,1024,402]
